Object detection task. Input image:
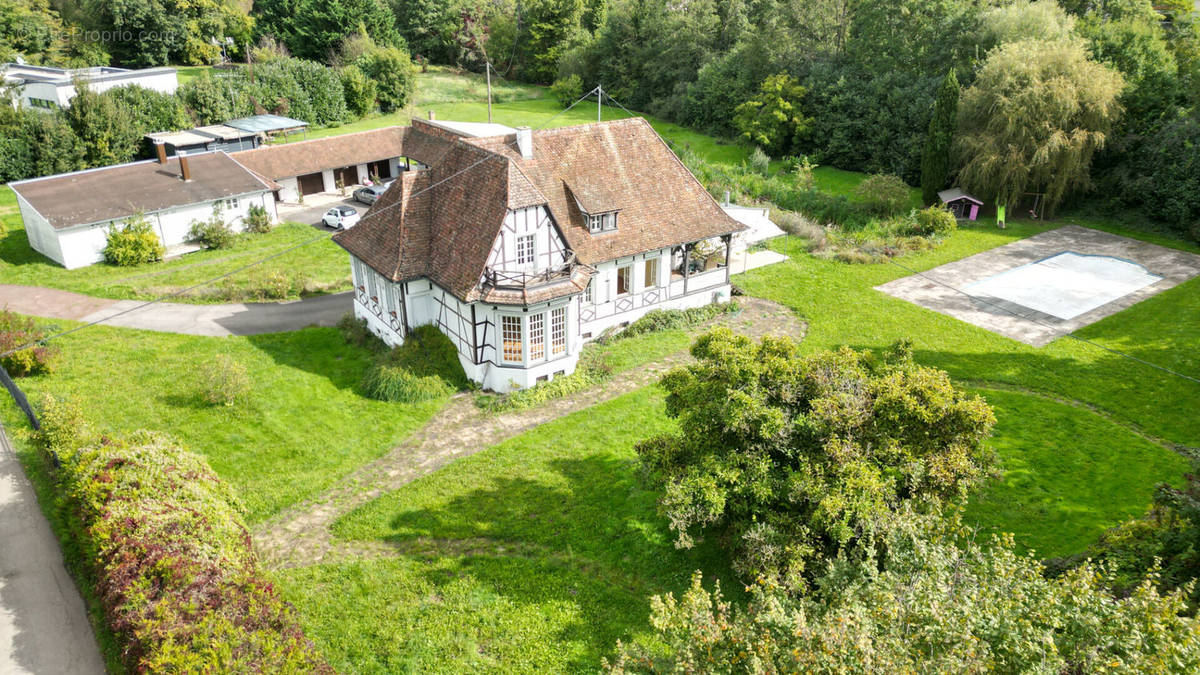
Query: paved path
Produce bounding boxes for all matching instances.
[0,284,350,337]
[252,297,804,570]
[0,424,105,674]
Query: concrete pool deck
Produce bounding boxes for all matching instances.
[876,225,1200,346]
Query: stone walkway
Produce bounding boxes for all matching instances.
[251,297,804,570]
[0,284,350,336]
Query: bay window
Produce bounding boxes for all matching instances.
[498,306,570,366]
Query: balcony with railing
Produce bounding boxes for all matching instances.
[483,253,581,290]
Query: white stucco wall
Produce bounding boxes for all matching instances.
[276,177,299,203]
[46,190,274,269]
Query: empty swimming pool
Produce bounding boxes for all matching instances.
[965,251,1163,320]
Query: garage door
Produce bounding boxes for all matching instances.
[298,172,324,196]
[334,166,359,187]
[369,159,392,180]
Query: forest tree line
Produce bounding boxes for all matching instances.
[2,0,1198,232]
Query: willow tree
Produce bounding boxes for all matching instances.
[955,39,1124,214]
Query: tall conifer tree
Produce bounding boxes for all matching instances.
[921,69,959,206]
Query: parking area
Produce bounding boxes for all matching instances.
[276,193,370,230]
[875,225,1200,346]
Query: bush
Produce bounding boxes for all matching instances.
[612,303,739,342]
[198,354,251,406]
[337,313,383,351]
[480,349,612,412]
[31,394,89,456]
[361,363,453,402]
[355,47,416,112]
[243,203,273,234]
[383,324,470,388]
[103,215,164,266]
[854,173,912,216]
[188,211,236,249]
[905,204,958,237]
[0,310,58,376]
[550,74,584,108]
[749,147,770,176]
[53,429,333,673]
[770,208,826,249]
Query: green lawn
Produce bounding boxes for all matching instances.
[0,325,451,522]
[280,388,737,674]
[0,203,350,302]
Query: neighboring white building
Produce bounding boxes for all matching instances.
[334,117,746,393]
[8,150,278,269]
[2,63,177,110]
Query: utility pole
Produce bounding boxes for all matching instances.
[597,84,602,122]
[486,62,493,124]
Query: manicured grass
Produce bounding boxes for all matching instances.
[963,387,1188,557]
[0,202,349,302]
[280,388,736,673]
[0,324,451,522]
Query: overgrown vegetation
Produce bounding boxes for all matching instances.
[608,508,1200,673]
[340,320,470,403]
[42,399,332,673]
[198,353,251,406]
[639,329,996,588]
[188,208,236,249]
[0,309,58,376]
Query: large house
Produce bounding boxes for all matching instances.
[8,149,278,268]
[333,117,746,392]
[2,63,177,110]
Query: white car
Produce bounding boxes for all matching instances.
[322,205,360,230]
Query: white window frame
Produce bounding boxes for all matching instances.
[502,315,523,364]
[551,307,567,356]
[616,264,632,297]
[499,307,570,367]
[587,211,618,233]
[516,233,536,266]
[583,279,594,304]
[643,256,660,289]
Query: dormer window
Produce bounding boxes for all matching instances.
[587,212,617,233]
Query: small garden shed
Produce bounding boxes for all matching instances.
[938,188,983,221]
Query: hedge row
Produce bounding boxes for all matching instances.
[41,402,332,673]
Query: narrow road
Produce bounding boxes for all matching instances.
[0,284,350,337]
[0,423,105,674]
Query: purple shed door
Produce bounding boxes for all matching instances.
[968,204,979,220]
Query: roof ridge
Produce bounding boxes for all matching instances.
[233,126,403,154]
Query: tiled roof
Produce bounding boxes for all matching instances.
[9,152,273,230]
[334,117,743,304]
[231,127,407,179]
[468,117,744,264]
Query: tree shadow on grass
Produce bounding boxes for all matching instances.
[0,228,48,267]
[368,453,740,666]
[242,328,373,393]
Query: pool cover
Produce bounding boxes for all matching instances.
[965,251,1162,320]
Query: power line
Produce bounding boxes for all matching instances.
[0,83,608,360]
[885,257,1200,386]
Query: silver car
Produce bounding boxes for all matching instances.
[353,182,393,205]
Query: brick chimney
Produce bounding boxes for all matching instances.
[154,139,168,165]
[178,150,192,182]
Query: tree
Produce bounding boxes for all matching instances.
[0,0,67,64]
[85,0,249,66]
[63,86,141,167]
[253,0,400,62]
[340,64,376,117]
[523,0,585,83]
[355,46,416,112]
[956,39,1125,213]
[636,329,996,588]
[921,69,958,205]
[732,73,810,158]
[978,0,1077,49]
[607,509,1200,673]
[0,106,82,182]
[105,85,191,137]
[392,0,457,62]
